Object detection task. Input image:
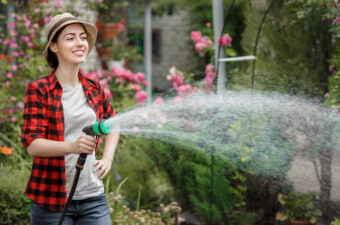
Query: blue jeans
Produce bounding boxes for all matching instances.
[30,193,111,225]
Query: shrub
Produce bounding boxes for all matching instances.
[107,192,182,225]
[0,164,31,224]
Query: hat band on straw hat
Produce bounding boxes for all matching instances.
[47,17,78,41]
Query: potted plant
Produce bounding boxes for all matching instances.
[275,191,322,225]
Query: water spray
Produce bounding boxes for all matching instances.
[57,120,110,225]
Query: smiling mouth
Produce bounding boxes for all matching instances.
[73,50,85,56]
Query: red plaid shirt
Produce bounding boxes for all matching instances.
[21,69,115,211]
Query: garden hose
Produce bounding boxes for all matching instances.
[57,120,110,225]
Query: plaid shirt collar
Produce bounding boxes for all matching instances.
[47,68,99,93]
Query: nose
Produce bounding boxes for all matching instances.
[75,36,86,46]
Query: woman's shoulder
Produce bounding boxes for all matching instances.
[26,75,51,93]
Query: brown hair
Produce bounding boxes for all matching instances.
[46,26,66,69]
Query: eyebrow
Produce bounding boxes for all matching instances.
[64,32,87,37]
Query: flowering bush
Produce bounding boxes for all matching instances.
[324,2,340,107]
[160,21,234,102]
[107,192,183,225]
[111,67,149,104]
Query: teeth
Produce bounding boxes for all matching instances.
[74,51,84,55]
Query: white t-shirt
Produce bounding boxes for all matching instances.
[62,83,104,200]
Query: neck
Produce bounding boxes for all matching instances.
[55,64,80,87]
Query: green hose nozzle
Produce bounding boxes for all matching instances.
[82,120,111,136]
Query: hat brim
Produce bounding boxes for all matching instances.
[43,20,97,60]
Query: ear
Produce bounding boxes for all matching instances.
[49,42,58,53]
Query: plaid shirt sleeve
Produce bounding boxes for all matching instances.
[99,82,116,119]
[21,81,48,148]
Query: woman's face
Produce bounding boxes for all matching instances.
[50,23,89,66]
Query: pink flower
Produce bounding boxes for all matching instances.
[177,84,192,95]
[206,22,211,28]
[20,35,30,42]
[194,38,212,56]
[329,65,334,71]
[98,137,103,144]
[98,0,103,2]
[53,0,63,6]
[205,75,214,86]
[332,16,340,25]
[16,16,22,21]
[191,31,202,43]
[104,88,113,99]
[133,84,141,92]
[44,16,53,24]
[219,33,232,47]
[5,81,11,87]
[174,95,182,102]
[325,93,329,98]
[9,42,18,49]
[13,51,20,57]
[167,67,184,88]
[154,96,164,104]
[24,18,31,29]
[135,72,146,83]
[9,30,18,36]
[143,81,150,87]
[3,39,10,45]
[6,72,13,78]
[10,117,16,123]
[12,64,18,71]
[7,22,16,29]
[136,90,147,103]
[34,8,40,13]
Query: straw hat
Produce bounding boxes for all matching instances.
[43,13,97,59]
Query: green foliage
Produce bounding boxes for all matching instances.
[242,0,333,96]
[276,191,322,224]
[325,4,340,107]
[104,136,175,210]
[332,218,340,225]
[0,164,31,224]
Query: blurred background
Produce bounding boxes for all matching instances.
[1,0,340,224]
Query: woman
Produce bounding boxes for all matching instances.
[20,13,119,225]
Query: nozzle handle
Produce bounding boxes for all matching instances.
[76,125,96,170]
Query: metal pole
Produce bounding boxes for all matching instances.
[212,0,226,94]
[7,0,15,65]
[144,0,152,104]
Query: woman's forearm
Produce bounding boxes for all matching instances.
[27,138,72,157]
[28,134,97,157]
[102,129,120,161]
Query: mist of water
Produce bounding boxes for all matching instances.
[106,90,340,177]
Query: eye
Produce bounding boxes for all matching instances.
[81,36,87,40]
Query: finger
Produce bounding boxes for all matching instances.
[83,135,97,143]
[97,163,107,178]
[81,139,97,148]
[94,160,102,171]
[94,159,99,166]
[101,169,109,179]
[99,167,109,179]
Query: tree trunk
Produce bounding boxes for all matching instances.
[319,146,333,224]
